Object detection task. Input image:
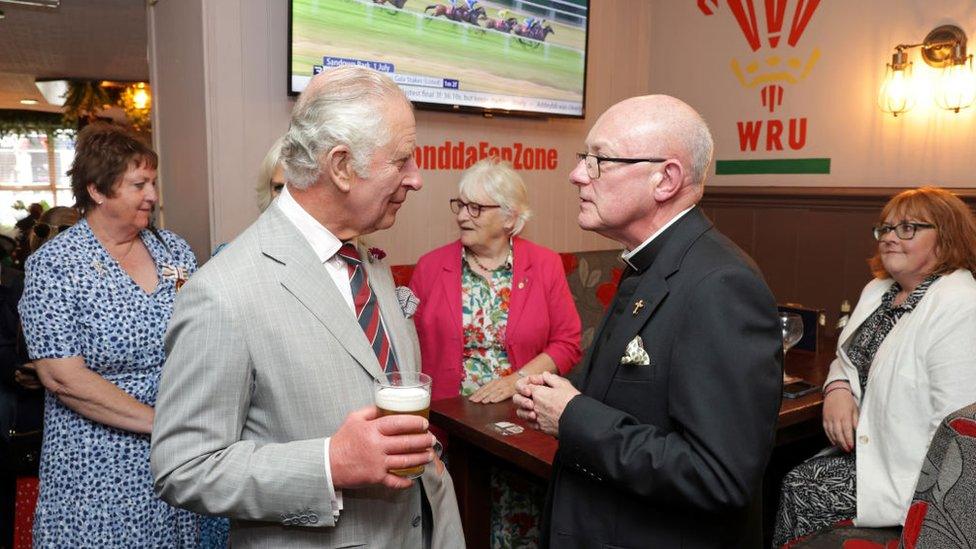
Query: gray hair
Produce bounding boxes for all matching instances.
[458,158,532,236]
[281,66,410,189]
[255,135,284,212]
[685,114,714,187]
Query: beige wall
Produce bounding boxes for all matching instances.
[648,0,976,188]
[150,0,655,265]
[151,1,976,264]
[148,0,212,262]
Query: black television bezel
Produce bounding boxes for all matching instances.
[286,0,590,120]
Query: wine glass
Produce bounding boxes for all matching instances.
[779,312,804,357]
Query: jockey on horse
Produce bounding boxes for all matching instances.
[448,0,477,19]
[425,0,483,24]
[485,8,517,32]
[523,16,544,31]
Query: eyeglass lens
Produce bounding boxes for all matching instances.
[873,223,925,240]
[450,199,482,218]
[576,154,600,179]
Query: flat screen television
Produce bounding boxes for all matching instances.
[288,0,589,118]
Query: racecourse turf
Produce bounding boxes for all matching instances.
[291,0,586,101]
[398,1,588,51]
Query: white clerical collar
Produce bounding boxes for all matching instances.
[621,206,695,270]
[276,185,344,264]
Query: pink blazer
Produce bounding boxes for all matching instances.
[409,237,582,402]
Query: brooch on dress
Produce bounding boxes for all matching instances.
[161,264,189,291]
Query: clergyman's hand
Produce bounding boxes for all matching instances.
[513,374,546,426]
[518,372,579,437]
[329,406,434,490]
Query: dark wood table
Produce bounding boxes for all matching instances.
[430,338,838,548]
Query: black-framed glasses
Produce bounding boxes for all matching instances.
[576,152,668,179]
[270,181,285,194]
[449,198,501,218]
[32,223,72,239]
[872,222,936,241]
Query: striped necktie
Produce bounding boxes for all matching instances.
[336,243,398,374]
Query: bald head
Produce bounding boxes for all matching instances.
[571,95,714,248]
[597,95,713,188]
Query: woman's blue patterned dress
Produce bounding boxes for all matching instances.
[19,219,203,548]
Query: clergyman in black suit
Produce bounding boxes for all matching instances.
[514,95,783,548]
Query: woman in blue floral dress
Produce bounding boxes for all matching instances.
[18,124,210,547]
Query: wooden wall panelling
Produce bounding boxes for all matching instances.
[703,205,756,257]
[751,207,800,301]
[701,187,976,331]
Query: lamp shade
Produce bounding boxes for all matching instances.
[935,56,976,112]
[878,61,917,116]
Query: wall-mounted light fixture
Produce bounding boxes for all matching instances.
[879,25,975,116]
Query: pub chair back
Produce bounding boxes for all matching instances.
[782,401,976,548]
[899,400,976,549]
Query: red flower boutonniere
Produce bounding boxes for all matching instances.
[368,247,387,262]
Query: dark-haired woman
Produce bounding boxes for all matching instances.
[19,124,203,547]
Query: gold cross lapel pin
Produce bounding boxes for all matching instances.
[632,299,645,316]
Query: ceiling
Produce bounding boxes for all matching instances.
[0,0,148,111]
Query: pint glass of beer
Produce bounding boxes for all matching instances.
[373,372,432,479]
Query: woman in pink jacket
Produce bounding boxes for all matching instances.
[410,158,581,403]
[410,158,581,546]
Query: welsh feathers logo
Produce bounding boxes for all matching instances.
[698,0,829,175]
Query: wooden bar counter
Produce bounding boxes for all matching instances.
[430,339,837,548]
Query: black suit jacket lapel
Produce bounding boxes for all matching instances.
[583,270,668,400]
[582,207,714,402]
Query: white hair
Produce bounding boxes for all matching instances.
[686,114,714,186]
[458,158,532,236]
[281,66,410,189]
[255,135,284,212]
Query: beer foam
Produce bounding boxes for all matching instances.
[375,386,430,412]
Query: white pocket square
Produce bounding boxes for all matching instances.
[396,286,420,319]
[620,335,650,366]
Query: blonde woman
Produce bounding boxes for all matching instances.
[255,136,285,213]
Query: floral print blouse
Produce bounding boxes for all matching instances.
[846,273,940,393]
[460,248,514,396]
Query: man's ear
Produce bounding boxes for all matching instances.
[325,145,354,193]
[650,162,684,202]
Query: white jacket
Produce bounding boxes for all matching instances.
[824,268,976,527]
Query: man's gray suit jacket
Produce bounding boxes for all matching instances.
[151,204,426,548]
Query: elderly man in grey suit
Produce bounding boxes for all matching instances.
[151,66,459,548]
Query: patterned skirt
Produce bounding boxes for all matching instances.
[772,450,857,547]
[490,466,546,548]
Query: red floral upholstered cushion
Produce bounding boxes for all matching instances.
[390,264,415,288]
[784,521,900,549]
[558,250,624,352]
